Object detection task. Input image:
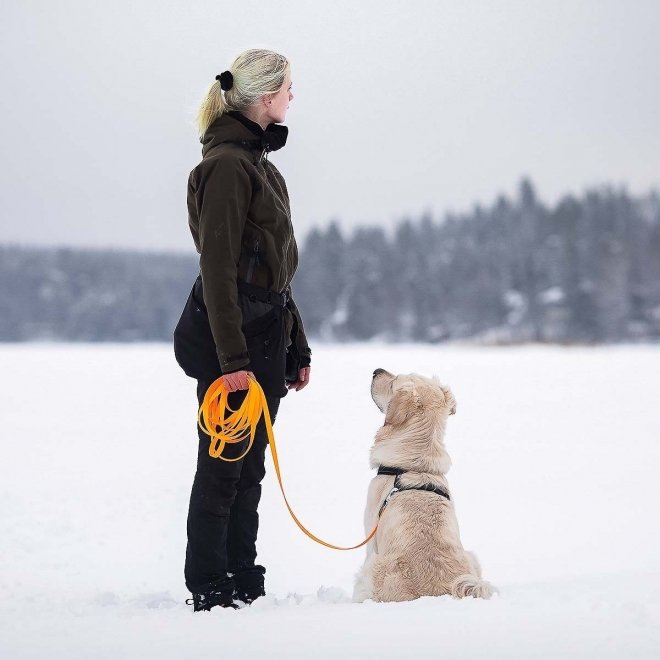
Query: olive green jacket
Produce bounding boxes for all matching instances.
[186,110,311,373]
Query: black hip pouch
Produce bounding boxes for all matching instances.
[173,275,219,381]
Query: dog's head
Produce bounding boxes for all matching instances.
[371,368,456,426]
[369,368,456,474]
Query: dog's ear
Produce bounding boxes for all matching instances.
[442,386,457,415]
[384,384,417,427]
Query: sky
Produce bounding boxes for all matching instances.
[1,0,659,253]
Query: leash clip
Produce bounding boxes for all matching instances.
[378,485,399,518]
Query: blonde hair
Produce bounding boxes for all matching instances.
[195,48,290,139]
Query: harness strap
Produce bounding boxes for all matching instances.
[377,466,405,476]
[376,465,451,519]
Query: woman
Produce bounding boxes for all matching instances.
[173,48,312,612]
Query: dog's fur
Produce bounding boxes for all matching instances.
[352,369,495,603]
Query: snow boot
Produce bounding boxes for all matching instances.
[231,564,266,604]
[186,576,239,612]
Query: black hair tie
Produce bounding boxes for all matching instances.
[215,70,234,91]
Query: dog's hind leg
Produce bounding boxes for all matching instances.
[372,556,417,603]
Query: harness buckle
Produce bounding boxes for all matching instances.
[378,486,399,518]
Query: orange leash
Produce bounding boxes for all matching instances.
[198,373,379,550]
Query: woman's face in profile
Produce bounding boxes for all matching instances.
[266,69,293,123]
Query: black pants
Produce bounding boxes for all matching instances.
[176,277,292,594]
[184,379,282,593]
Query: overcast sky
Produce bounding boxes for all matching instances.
[1,0,658,254]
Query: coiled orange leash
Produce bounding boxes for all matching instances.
[198,373,379,550]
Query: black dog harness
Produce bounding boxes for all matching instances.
[377,466,451,518]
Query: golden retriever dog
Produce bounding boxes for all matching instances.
[352,368,495,603]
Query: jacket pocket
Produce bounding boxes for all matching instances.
[245,237,260,284]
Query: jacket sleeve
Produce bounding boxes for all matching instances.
[195,156,252,373]
[285,288,312,368]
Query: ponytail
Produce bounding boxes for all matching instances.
[195,78,227,140]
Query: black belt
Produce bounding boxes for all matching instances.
[236,277,289,307]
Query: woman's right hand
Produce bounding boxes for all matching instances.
[221,369,255,392]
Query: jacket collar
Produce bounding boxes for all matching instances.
[200,110,288,158]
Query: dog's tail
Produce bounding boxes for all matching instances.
[451,574,496,599]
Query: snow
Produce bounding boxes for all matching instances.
[1,342,659,658]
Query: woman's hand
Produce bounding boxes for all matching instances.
[221,369,255,392]
[287,366,310,391]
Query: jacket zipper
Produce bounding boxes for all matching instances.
[257,150,294,290]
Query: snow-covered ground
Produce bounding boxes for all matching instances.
[1,342,659,659]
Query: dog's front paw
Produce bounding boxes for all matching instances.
[351,588,372,603]
[352,571,374,603]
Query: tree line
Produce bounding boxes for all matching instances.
[1,177,659,345]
